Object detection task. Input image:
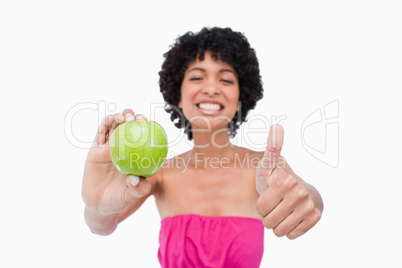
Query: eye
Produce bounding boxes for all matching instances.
[221,79,234,84]
[189,77,203,81]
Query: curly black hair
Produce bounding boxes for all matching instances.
[159,27,263,140]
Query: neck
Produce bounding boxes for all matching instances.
[190,127,235,159]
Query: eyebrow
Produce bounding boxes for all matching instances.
[188,67,237,76]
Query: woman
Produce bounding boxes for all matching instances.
[82,27,323,267]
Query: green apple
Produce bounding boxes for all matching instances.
[109,120,168,177]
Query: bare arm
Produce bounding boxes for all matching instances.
[84,190,151,236]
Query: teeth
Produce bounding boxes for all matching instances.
[199,103,221,111]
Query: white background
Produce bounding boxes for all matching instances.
[1,0,401,267]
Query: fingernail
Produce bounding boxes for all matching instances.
[129,175,139,186]
[135,114,147,121]
[125,113,135,122]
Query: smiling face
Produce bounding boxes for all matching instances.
[179,51,240,132]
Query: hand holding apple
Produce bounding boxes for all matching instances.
[82,109,155,216]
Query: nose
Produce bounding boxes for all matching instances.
[202,79,221,96]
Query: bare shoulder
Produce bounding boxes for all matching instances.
[234,146,263,160]
[228,146,261,170]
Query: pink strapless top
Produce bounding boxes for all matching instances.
[158,214,264,268]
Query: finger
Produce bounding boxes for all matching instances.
[121,109,148,122]
[122,108,135,122]
[125,113,135,122]
[255,124,284,195]
[271,198,315,237]
[261,201,293,231]
[256,161,267,195]
[124,175,152,203]
[93,115,115,146]
[134,114,148,121]
[266,165,287,189]
[256,158,286,195]
[106,113,125,144]
[93,110,136,147]
[256,184,284,218]
[125,113,147,122]
[260,184,303,230]
[122,108,135,117]
[286,208,321,240]
[262,124,284,176]
[111,113,125,130]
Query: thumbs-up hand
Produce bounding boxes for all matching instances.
[256,124,322,239]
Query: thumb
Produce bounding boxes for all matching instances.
[262,124,284,176]
[124,175,152,201]
[256,124,284,195]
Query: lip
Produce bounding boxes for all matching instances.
[195,100,224,116]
